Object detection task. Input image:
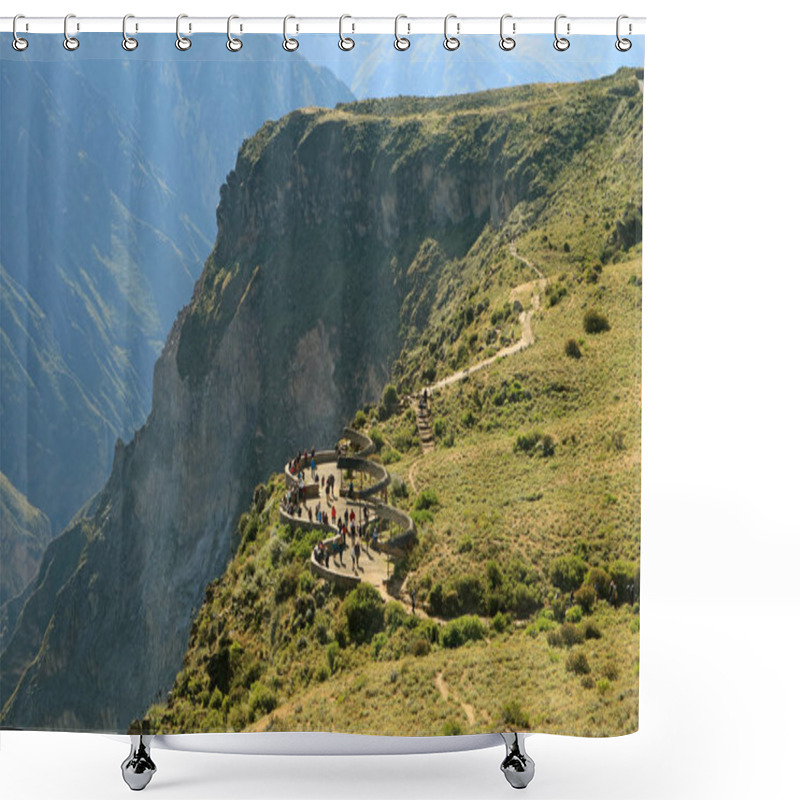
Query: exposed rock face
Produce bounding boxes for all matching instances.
[0,473,52,607]
[0,71,640,731]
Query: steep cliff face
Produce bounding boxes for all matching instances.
[0,473,52,607]
[0,69,641,731]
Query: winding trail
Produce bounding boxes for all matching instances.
[412,240,546,438]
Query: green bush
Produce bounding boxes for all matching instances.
[566,650,591,675]
[410,637,431,657]
[443,720,463,736]
[583,309,611,334]
[501,700,531,728]
[564,338,582,359]
[513,583,544,617]
[353,410,368,429]
[514,430,555,457]
[584,567,613,601]
[582,621,602,640]
[382,385,400,415]
[442,615,487,648]
[433,418,446,438]
[596,677,611,695]
[565,605,583,624]
[342,584,385,644]
[574,584,597,614]
[549,556,588,592]
[492,612,512,633]
[249,682,278,717]
[559,623,585,648]
[369,427,385,451]
[326,642,341,673]
[414,489,440,511]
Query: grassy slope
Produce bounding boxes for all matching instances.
[144,69,642,738]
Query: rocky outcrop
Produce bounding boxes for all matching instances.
[0,70,642,732]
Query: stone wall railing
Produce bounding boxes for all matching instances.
[342,427,375,457]
[336,456,390,498]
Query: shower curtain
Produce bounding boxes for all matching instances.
[0,29,643,738]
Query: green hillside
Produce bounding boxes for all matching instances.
[143,68,642,738]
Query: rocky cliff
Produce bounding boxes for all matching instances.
[0,69,641,731]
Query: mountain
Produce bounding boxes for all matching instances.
[0,472,52,607]
[0,37,354,589]
[301,33,644,99]
[0,68,642,733]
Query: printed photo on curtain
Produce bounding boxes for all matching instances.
[0,24,643,756]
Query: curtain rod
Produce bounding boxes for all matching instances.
[1,16,645,37]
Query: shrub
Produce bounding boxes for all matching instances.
[565,338,582,359]
[583,309,610,334]
[565,605,583,624]
[549,555,588,592]
[342,584,385,644]
[609,560,640,604]
[501,700,531,729]
[581,676,595,689]
[601,663,619,681]
[596,677,612,695]
[410,637,431,657]
[369,428,385,451]
[326,642,341,674]
[574,584,597,614]
[442,615,487,648]
[582,621,602,640]
[492,612,512,633]
[249,682,278,717]
[514,430,555,457]
[560,623,585,647]
[584,567,613,601]
[513,583,544,617]
[461,410,476,427]
[414,489,440,511]
[566,651,591,675]
[382,385,400,415]
[389,477,408,502]
[433,418,446,438]
[353,410,368,429]
[443,720,463,736]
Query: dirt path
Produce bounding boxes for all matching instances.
[435,671,477,725]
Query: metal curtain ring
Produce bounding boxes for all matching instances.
[176,14,191,50]
[443,14,460,51]
[12,14,28,51]
[394,14,410,51]
[615,14,632,51]
[283,15,299,51]
[122,14,138,51]
[339,14,355,51]
[499,14,516,51]
[227,15,243,51]
[554,14,570,51]
[63,13,79,51]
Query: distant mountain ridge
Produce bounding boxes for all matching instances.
[301,33,644,99]
[1,36,354,541]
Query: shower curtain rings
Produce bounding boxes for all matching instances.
[63,14,79,51]
[283,15,299,51]
[175,14,191,50]
[339,15,355,51]
[227,15,243,51]
[12,14,28,51]
[394,15,410,51]
[443,14,460,51]
[122,15,138,51]
[499,14,516,51]
[615,15,632,51]
[554,14,570,51]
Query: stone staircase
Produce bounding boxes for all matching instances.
[415,396,435,453]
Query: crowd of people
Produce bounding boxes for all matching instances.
[281,443,381,576]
